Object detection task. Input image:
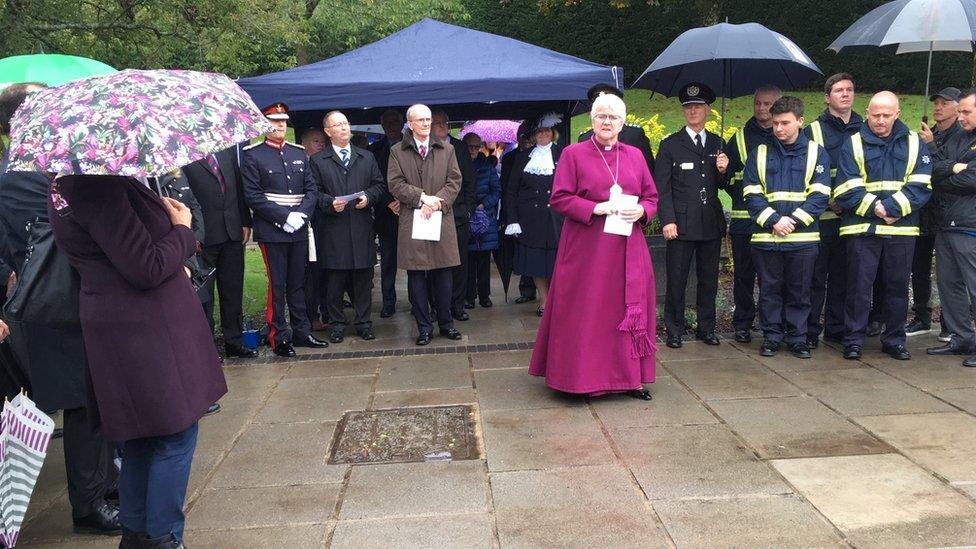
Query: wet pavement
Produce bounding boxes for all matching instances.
[15,273,976,548]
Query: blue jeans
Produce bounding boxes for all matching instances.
[118,422,198,540]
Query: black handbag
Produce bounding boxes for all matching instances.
[3,219,81,330]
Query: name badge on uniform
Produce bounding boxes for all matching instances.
[680,162,694,170]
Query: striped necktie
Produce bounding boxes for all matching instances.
[340,148,349,167]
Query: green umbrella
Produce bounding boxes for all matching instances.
[0,54,116,87]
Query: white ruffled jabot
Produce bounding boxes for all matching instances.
[523,143,554,176]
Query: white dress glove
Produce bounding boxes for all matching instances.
[286,211,307,230]
[505,223,522,236]
[282,222,298,234]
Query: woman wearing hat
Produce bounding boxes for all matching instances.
[504,113,564,316]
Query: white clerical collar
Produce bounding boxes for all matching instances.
[685,126,706,145]
[332,143,351,158]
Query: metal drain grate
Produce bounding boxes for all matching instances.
[328,405,479,465]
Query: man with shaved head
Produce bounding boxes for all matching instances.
[834,91,933,360]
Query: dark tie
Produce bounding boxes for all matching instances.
[695,134,704,151]
[419,144,427,159]
[340,148,350,167]
[206,154,225,193]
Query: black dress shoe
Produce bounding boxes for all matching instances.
[416,332,432,346]
[452,308,470,321]
[734,330,751,343]
[464,301,476,309]
[357,328,376,341]
[295,335,329,348]
[843,344,862,360]
[536,307,545,317]
[142,532,185,548]
[666,335,682,349]
[760,340,779,357]
[72,500,122,535]
[440,328,463,340]
[329,329,345,344]
[627,389,652,400]
[274,343,296,357]
[882,344,911,360]
[963,355,976,367]
[120,528,148,549]
[515,295,536,304]
[697,332,720,345]
[805,336,819,349]
[789,342,812,359]
[225,343,258,358]
[480,298,493,308]
[926,342,973,355]
[380,306,395,318]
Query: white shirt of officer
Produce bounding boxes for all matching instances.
[685,126,707,147]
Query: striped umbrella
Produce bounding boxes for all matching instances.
[0,393,55,547]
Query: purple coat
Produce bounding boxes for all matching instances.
[48,175,226,441]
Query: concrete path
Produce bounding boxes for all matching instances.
[15,280,976,548]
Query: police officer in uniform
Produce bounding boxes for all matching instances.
[242,103,329,357]
[803,73,862,348]
[655,83,729,348]
[579,83,655,174]
[834,91,932,360]
[724,86,780,343]
[743,96,830,358]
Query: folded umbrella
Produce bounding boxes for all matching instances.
[0,393,55,548]
[4,69,272,177]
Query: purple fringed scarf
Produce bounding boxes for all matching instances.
[616,226,655,358]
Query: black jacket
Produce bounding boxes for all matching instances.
[725,117,776,235]
[655,128,727,241]
[932,125,976,232]
[448,135,478,224]
[578,124,655,174]
[368,135,400,234]
[505,145,564,249]
[183,146,251,246]
[309,145,386,270]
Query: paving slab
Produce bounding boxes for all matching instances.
[653,495,846,548]
[210,422,344,487]
[375,355,472,392]
[195,397,263,451]
[783,368,955,416]
[612,424,791,500]
[339,461,487,520]
[473,368,585,411]
[285,358,381,378]
[220,363,288,401]
[18,495,80,544]
[855,412,976,483]
[772,454,976,548]
[746,343,867,371]
[656,341,745,362]
[932,387,976,414]
[29,439,67,517]
[957,483,976,502]
[482,406,615,471]
[865,356,976,390]
[254,375,373,424]
[664,358,803,401]
[187,484,341,530]
[370,387,478,409]
[470,350,532,370]
[589,376,717,429]
[709,396,889,459]
[184,524,327,548]
[491,465,669,549]
[331,514,492,549]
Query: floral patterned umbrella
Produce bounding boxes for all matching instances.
[459,120,521,144]
[4,69,273,177]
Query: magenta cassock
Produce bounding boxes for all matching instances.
[48,175,227,441]
[528,140,658,395]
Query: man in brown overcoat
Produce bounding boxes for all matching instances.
[388,104,464,345]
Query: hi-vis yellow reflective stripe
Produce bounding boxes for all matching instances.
[742,185,764,196]
[809,121,825,147]
[856,192,878,216]
[803,140,819,185]
[757,144,768,188]
[839,223,921,236]
[735,129,748,162]
[755,141,822,202]
[834,178,863,197]
[892,190,912,215]
[757,207,776,226]
[751,232,820,243]
[851,133,868,182]
[730,209,750,219]
[839,223,871,236]
[767,191,808,202]
[793,208,815,225]
[905,131,919,178]
[865,181,908,192]
[851,131,921,186]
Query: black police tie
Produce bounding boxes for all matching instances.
[341,149,350,167]
[695,134,704,152]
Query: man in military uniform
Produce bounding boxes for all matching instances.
[834,91,932,360]
[579,83,655,174]
[724,86,781,343]
[242,102,329,357]
[743,96,830,358]
[803,73,862,348]
[655,83,729,348]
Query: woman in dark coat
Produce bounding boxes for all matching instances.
[504,114,564,316]
[48,174,227,548]
[463,132,501,308]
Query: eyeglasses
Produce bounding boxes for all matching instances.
[327,121,350,128]
[593,114,622,123]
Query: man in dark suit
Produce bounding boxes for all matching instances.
[309,111,386,342]
[183,144,258,359]
[500,122,537,303]
[578,83,655,174]
[431,110,477,321]
[299,127,331,331]
[368,110,405,318]
[655,83,730,348]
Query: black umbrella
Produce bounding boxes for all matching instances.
[633,22,822,138]
[828,0,976,119]
[492,235,515,302]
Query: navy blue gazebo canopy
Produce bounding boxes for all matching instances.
[236,18,622,125]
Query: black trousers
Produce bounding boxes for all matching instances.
[304,261,328,324]
[199,240,246,346]
[259,241,311,347]
[730,233,757,332]
[869,271,885,324]
[808,231,847,339]
[377,223,398,309]
[451,221,471,311]
[935,232,976,347]
[64,406,116,519]
[409,268,454,334]
[911,232,936,321]
[843,235,914,348]
[664,238,721,335]
[753,246,818,345]
[326,268,373,330]
[466,250,492,303]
